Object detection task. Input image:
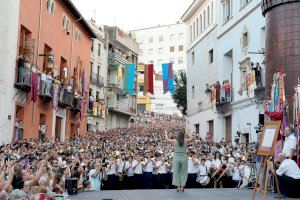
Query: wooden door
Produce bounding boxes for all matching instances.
[225,115,232,142]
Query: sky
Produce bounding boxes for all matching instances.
[72,0,194,31]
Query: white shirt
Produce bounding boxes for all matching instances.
[132,160,143,174]
[156,160,167,174]
[125,161,134,177]
[231,165,243,181]
[143,159,154,173]
[41,73,47,82]
[117,160,125,173]
[107,162,117,175]
[205,160,212,169]
[39,124,47,134]
[212,159,222,169]
[242,165,251,179]
[276,159,300,179]
[198,164,208,176]
[282,134,297,157]
[188,158,199,174]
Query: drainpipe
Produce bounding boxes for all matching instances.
[35,0,43,65]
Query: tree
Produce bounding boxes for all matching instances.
[172,71,187,115]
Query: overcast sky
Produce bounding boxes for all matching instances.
[72,0,194,31]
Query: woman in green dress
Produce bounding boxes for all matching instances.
[164,130,193,192]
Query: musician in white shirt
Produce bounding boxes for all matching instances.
[125,156,134,189]
[198,158,210,188]
[270,153,300,198]
[230,158,242,188]
[117,156,125,189]
[239,160,251,189]
[132,154,143,189]
[282,127,297,160]
[106,156,117,190]
[155,156,168,189]
[143,153,155,189]
[187,152,199,188]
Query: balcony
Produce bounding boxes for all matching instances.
[108,51,130,68]
[107,99,135,116]
[88,102,105,118]
[70,97,81,113]
[108,77,123,90]
[254,71,265,102]
[39,78,53,102]
[14,67,32,92]
[58,89,72,107]
[90,72,104,87]
[216,88,232,114]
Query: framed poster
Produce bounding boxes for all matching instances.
[257,121,281,156]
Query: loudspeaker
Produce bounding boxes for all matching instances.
[65,178,78,195]
[259,114,264,125]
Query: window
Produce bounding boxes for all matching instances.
[149,37,153,43]
[240,0,250,8]
[170,34,175,41]
[90,62,93,75]
[178,57,184,64]
[204,10,206,29]
[209,49,214,64]
[179,33,184,40]
[149,49,153,55]
[91,40,94,52]
[75,29,82,43]
[223,0,232,23]
[242,32,249,48]
[193,22,195,40]
[196,18,199,36]
[178,45,184,51]
[178,69,185,75]
[208,6,210,25]
[192,85,195,98]
[96,91,100,99]
[200,15,203,33]
[170,46,175,52]
[47,0,55,15]
[159,35,163,42]
[192,51,195,64]
[97,43,101,56]
[139,85,144,92]
[190,25,192,42]
[158,47,163,54]
[169,58,175,64]
[63,14,70,31]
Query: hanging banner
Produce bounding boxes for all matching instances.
[128,64,135,95]
[117,64,123,79]
[143,64,154,95]
[162,63,174,94]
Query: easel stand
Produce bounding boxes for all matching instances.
[251,156,281,200]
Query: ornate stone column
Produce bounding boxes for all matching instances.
[262,0,300,121]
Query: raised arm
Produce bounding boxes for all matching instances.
[164,130,175,144]
[185,132,193,143]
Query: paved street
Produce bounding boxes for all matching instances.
[70,189,283,200]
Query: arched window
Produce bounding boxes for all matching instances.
[203,10,206,29]
[208,6,210,25]
[196,18,199,36]
[200,15,203,33]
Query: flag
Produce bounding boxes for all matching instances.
[123,64,136,95]
[162,63,174,94]
[143,64,154,95]
[117,64,123,79]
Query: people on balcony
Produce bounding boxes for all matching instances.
[45,72,53,96]
[89,94,95,111]
[40,70,47,94]
[223,80,231,102]
[14,119,24,141]
[17,55,31,84]
[251,62,262,88]
[74,90,80,109]
[214,81,221,103]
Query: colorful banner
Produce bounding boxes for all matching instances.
[117,64,123,79]
[123,64,136,95]
[162,63,174,94]
[143,64,154,95]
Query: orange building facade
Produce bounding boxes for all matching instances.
[14,0,95,140]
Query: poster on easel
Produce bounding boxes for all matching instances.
[258,121,281,156]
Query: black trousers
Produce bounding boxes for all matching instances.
[107,174,117,190]
[278,175,300,198]
[187,173,197,188]
[144,172,152,189]
[134,174,143,189]
[126,176,134,189]
[158,173,167,189]
[152,174,158,189]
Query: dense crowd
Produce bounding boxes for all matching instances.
[2,112,300,199]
